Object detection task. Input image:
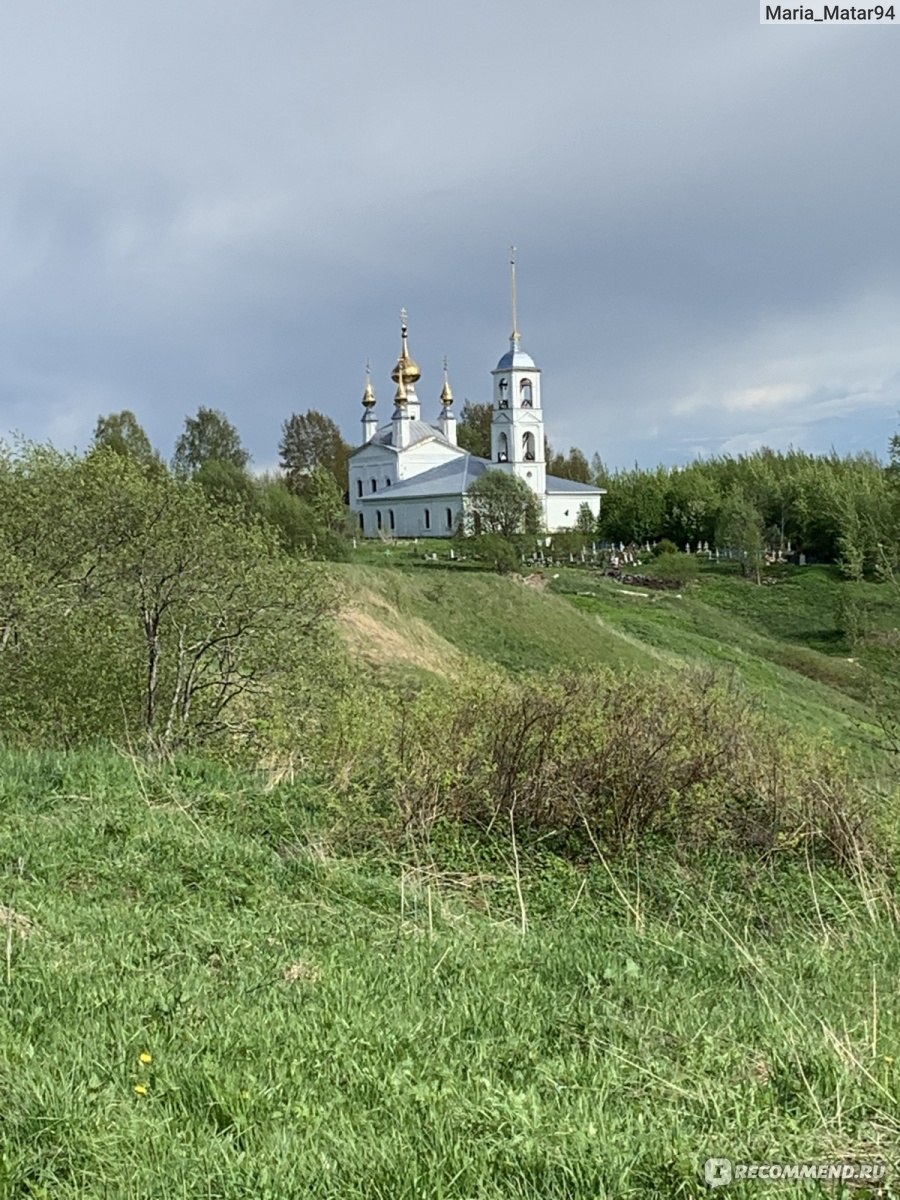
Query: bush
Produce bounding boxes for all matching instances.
[466,534,521,575]
[641,552,700,583]
[834,587,868,648]
[653,539,679,557]
[353,667,879,872]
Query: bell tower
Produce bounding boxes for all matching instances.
[490,248,545,497]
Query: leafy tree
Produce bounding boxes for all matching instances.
[195,459,256,512]
[466,470,542,538]
[456,401,492,459]
[834,587,868,649]
[0,444,333,750]
[254,476,349,561]
[302,465,347,533]
[255,481,320,554]
[716,488,765,583]
[547,446,592,483]
[173,407,249,478]
[92,410,162,472]
[576,503,595,536]
[279,410,351,493]
[600,465,668,545]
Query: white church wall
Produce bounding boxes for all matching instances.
[348,446,399,520]
[545,492,602,532]
[357,496,462,539]
[396,437,460,481]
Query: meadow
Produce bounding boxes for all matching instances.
[3,532,900,1198]
[1,750,898,1199]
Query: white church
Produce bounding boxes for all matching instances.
[348,265,605,539]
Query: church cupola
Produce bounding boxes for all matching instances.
[391,353,411,448]
[437,356,457,446]
[391,308,421,421]
[361,361,378,443]
[490,247,545,495]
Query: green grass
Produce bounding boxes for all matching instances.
[545,564,899,758]
[321,551,900,808]
[335,550,900,766]
[332,561,657,674]
[1,751,898,1198]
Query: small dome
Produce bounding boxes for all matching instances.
[362,369,376,408]
[495,347,536,371]
[440,356,453,406]
[391,310,421,386]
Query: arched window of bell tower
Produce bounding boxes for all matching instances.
[497,432,509,462]
[523,431,536,461]
[520,379,533,407]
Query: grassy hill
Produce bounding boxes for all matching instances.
[331,562,657,678]
[3,548,900,1197]
[1,751,897,1198]
[334,547,898,765]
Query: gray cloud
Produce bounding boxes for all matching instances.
[0,0,897,469]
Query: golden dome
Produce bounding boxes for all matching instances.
[393,367,408,406]
[440,356,453,406]
[391,309,421,386]
[362,363,376,408]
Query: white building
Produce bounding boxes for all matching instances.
[348,270,605,539]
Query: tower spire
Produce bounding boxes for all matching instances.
[509,245,520,349]
[440,355,453,405]
[392,307,421,385]
[362,359,376,407]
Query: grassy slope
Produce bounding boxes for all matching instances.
[335,550,896,760]
[331,562,657,676]
[550,565,882,746]
[1,752,898,1199]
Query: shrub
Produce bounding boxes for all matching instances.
[355,667,879,872]
[834,587,868,648]
[466,534,521,575]
[641,552,700,583]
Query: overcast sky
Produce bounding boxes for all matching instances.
[1,0,898,471]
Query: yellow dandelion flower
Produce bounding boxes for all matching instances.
[139,1052,152,1065]
[884,1056,894,1064]
[134,1084,148,1096]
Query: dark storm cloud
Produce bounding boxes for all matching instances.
[0,0,897,468]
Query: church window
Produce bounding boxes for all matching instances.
[520,379,533,407]
[358,513,364,531]
[385,478,391,486]
[370,478,377,493]
[523,431,536,461]
[497,431,509,462]
[497,378,509,408]
[376,510,383,530]
[445,507,453,529]
[424,508,431,530]
[389,509,395,531]
[356,479,363,498]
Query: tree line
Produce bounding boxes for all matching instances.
[91,406,354,561]
[596,445,900,580]
[49,402,900,581]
